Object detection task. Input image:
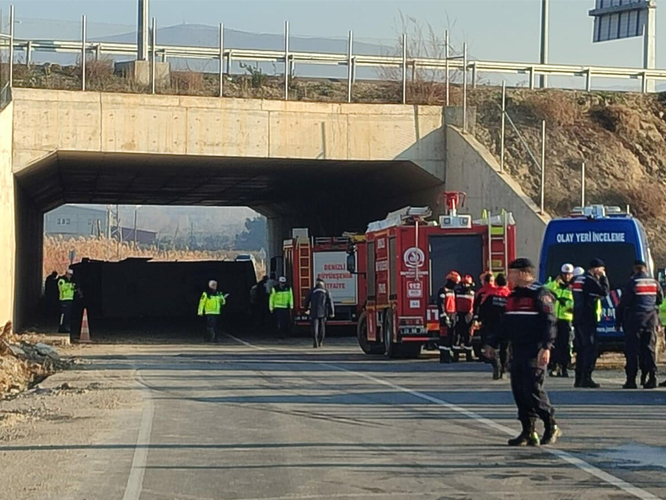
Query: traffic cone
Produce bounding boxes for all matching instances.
[78,308,92,343]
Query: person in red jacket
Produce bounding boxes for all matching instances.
[474,271,496,318]
[479,274,511,379]
[437,271,460,363]
[455,275,476,362]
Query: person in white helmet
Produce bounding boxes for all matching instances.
[544,264,575,377]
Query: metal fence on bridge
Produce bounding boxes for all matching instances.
[2,4,666,107]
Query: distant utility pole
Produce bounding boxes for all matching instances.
[540,0,549,89]
[138,0,149,61]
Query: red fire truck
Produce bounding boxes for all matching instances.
[283,229,367,327]
[351,192,516,358]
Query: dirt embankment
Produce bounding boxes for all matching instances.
[0,321,71,398]
[470,89,666,264]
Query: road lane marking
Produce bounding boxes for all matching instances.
[122,371,155,500]
[226,333,662,500]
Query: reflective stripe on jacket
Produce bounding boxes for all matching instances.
[270,287,294,311]
[198,292,226,315]
[58,279,75,301]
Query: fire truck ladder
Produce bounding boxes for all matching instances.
[298,239,312,308]
[485,210,510,275]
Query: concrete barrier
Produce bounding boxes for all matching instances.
[445,125,549,264]
[0,103,15,322]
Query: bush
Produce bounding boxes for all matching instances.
[519,92,580,127]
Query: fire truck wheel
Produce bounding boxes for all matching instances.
[357,312,385,355]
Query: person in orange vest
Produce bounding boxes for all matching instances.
[437,271,460,363]
[455,275,476,362]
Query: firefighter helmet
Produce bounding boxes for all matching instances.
[463,274,474,286]
[446,271,461,283]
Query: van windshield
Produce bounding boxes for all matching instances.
[545,242,636,289]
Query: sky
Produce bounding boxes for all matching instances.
[0,0,663,70]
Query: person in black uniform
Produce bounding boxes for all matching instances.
[616,260,663,389]
[487,258,560,447]
[305,278,335,348]
[572,258,610,389]
[478,273,511,380]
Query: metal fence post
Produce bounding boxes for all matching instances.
[8,5,14,89]
[500,81,506,173]
[581,162,586,206]
[529,66,536,90]
[347,30,353,103]
[462,43,468,134]
[472,62,477,89]
[151,17,156,94]
[445,30,450,106]
[586,69,593,92]
[26,40,32,66]
[401,33,407,104]
[219,23,224,98]
[641,71,648,93]
[540,120,546,214]
[81,15,87,91]
[284,21,290,101]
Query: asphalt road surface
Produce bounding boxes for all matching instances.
[4,333,666,500]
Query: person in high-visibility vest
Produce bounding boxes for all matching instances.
[198,280,226,342]
[270,276,294,337]
[57,268,77,334]
[544,263,575,378]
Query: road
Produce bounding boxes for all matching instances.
[2,334,666,500]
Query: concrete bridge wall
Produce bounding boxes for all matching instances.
[10,89,446,176]
[445,126,549,264]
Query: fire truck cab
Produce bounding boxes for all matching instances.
[352,193,516,358]
[283,229,366,327]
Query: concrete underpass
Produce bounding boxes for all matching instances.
[2,89,450,328]
[15,150,442,330]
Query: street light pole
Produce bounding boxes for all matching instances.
[138,0,149,61]
[540,0,549,89]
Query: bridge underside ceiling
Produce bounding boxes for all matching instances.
[15,151,442,228]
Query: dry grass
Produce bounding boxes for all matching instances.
[43,236,266,280]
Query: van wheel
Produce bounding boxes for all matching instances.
[357,312,385,355]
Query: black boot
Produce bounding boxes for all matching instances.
[439,348,452,364]
[582,373,601,389]
[492,363,501,380]
[508,422,539,447]
[560,367,569,378]
[640,371,647,387]
[622,379,638,389]
[659,379,666,388]
[541,421,562,446]
[644,373,657,389]
[574,370,582,388]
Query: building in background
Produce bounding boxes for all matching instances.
[45,205,157,245]
[44,205,107,238]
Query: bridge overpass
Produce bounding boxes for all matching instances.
[0,89,546,327]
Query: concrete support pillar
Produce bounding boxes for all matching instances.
[13,183,43,328]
